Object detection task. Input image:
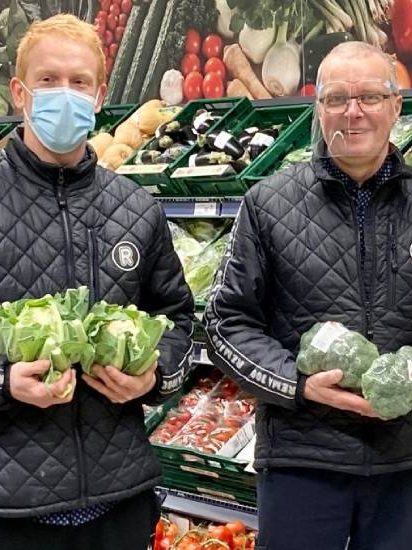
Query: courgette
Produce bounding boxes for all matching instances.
[105,4,148,105]
[138,0,180,104]
[121,0,168,105]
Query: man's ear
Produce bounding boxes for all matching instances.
[10,77,25,111]
[95,83,107,114]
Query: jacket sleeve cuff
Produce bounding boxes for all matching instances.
[139,369,163,405]
[295,373,308,407]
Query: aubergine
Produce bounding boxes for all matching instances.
[157,144,190,163]
[192,110,222,135]
[239,127,259,148]
[203,130,245,159]
[134,150,162,164]
[147,135,175,152]
[248,128,279,160]
[188,151,248,173]
[155,121,196,144]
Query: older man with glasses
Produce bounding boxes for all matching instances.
[204,41,412,550]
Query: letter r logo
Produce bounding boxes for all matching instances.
[112,241,140,271]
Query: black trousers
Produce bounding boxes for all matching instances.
[257,467,412,550]
[0,489,160,550]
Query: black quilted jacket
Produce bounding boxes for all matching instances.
[205,148,412,475]
[0,130,194,517]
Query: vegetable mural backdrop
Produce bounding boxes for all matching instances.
[0,0,410,116]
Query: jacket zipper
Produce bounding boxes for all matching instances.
[56,169,87,503]
[347,197,374,341]
[387,221,398,307]
[87,228,99,305]
[56,168,75,288]
[71,387,87,506]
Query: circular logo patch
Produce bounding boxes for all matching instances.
[112,241,140,272]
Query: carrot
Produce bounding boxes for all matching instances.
[226,79,254,99]
[223,44,272,99]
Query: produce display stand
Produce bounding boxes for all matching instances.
[171,103,312,196]
[121,97,252,196]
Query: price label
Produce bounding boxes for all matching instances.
[116,164,168,175]
[172,165,234,178]
[193,202,218,217]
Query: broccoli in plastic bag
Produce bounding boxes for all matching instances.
[296,321,379,390]
[361,346,412,419]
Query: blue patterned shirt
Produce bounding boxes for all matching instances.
[322,155,395,273]
[33,500,117,526]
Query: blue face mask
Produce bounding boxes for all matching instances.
[22,83,97,154]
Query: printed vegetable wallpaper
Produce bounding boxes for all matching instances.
[0,0,409,115]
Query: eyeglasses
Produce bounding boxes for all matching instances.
[318,93,392,114]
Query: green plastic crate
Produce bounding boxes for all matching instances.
[170,103,311,196]
[119,97,252,197]
[242,105,314,187]
[161,468,256,506]
[93,103,138,135]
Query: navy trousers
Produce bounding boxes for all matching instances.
[257,467,412,550]
[0,489,160,550]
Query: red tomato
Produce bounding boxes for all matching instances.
[100,0,110,10]
[183,71,203,100]
[202,34,223,59]
[181,53,201,76]
[109,3,120,16]
[300,83,316,96]
[109,43,118,59]
[121,0,133,14]
[118,13,127,27]
[111,0,122,4]
[115,26,125,43]
[392,0,412,56]
[208,525,234,547]
[204,57,226,81]
[202,72,224,98]
[104,29,113,46]
[225,521,246,536]
[106,13,118,31]
[185,28,201,54]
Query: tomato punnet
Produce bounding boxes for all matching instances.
[204,57,226,81]
[300,83,316,96]
[392,0,412,56]
[181,53,201,76]
[121,0,133,14]
[202,34,223,59]
[185,29,201,54]
[202,71,224,98]
[115,26,125,43]
[184,71,203,100]
[106,13,118,31]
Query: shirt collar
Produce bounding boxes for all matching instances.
[321,154,396,195]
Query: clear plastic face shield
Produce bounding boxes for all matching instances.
[311,72,401,161]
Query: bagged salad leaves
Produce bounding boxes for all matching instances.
[82,301,174,376]
[361,346,412,419]
[296,321,379,390]
[169,220,230,302]
[0,286,93,389]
